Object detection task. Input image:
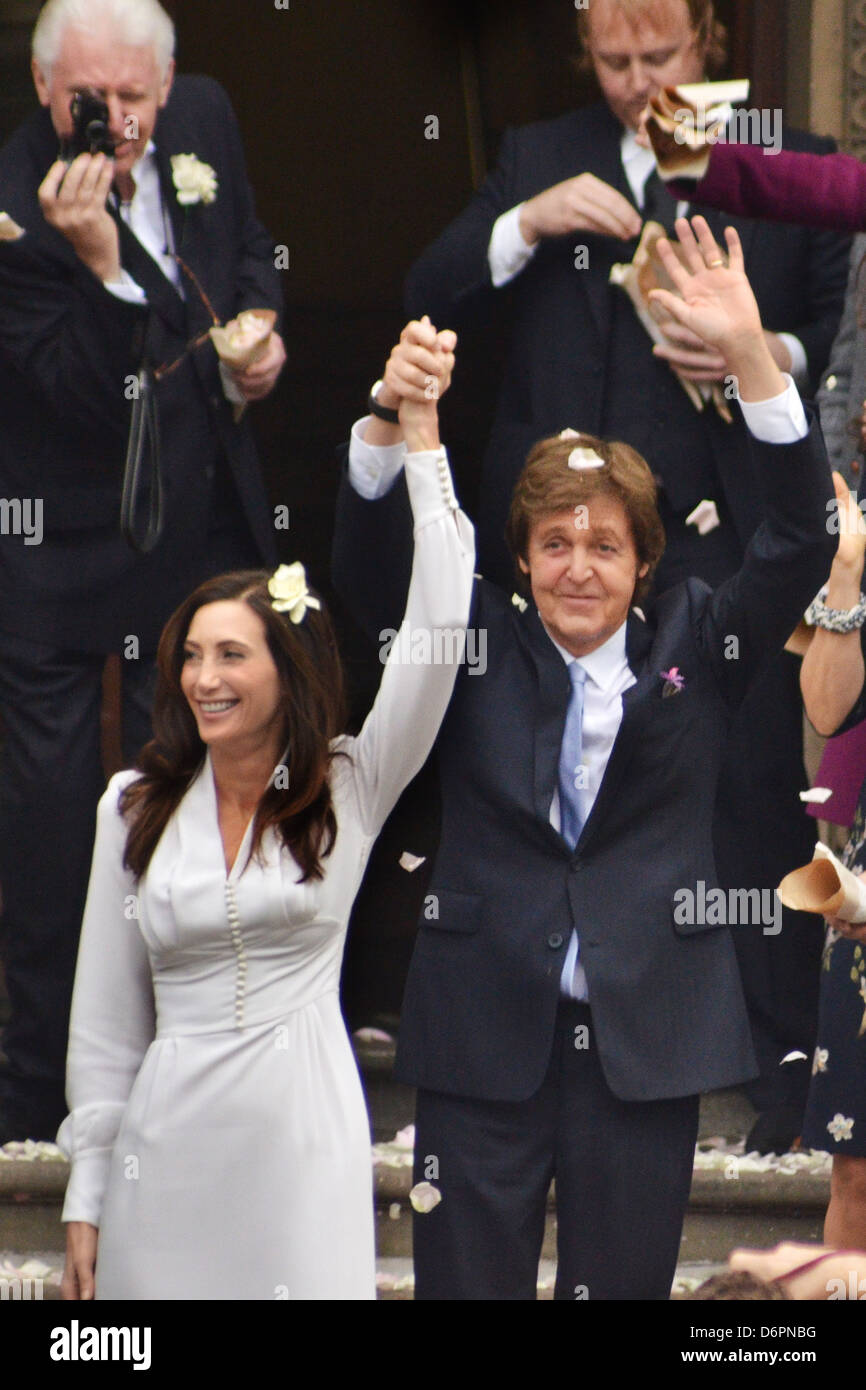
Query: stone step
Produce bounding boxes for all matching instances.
[1,1138,830,1266]
[0,1251,739,1300]
[0,1039,831,1270]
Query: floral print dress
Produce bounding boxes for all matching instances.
[802,797,866,1155]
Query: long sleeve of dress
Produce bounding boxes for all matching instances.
[342,444,475,838]
[56,771,156,1227]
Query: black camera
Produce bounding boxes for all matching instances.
[61,89,116,161]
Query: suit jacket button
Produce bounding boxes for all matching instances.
[547,932,564,949]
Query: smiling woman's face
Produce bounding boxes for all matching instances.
[180,600,284,754]
[519,496,648,656]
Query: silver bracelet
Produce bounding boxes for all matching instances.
[804,585,866,633]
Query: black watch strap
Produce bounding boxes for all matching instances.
[368,379,399,424]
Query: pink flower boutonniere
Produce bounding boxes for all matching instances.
[660,666,685,698]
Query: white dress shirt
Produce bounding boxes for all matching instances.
[346,376,809,1000]
[548,624,635,999]
[485,127,807,384]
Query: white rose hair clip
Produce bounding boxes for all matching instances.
[559,430,605,471]
[268,563,322,624]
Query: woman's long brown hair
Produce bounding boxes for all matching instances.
[120,570,348,882]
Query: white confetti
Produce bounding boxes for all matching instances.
[685,499,721,535]
[409,1181,442,1214]
[398,852,426,873]
[352,1027,394,1044]
[568,446,605,471]
[799,787,832,804]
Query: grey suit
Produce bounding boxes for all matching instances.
[818,235,866,489]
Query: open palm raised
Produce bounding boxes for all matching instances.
[649,216,763,359]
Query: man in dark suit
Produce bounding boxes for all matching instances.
[403,0,850,1147]
[0,0,284,1142]
[333,219,836,1298]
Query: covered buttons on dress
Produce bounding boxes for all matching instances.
[224,881,248,1029]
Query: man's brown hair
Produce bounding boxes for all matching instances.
[577,0,728,77]
[505,432,666,606]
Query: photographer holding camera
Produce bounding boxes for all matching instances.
[0,0,285,1143]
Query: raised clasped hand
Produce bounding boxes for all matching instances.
[381,317,457,453]
[38,153,121,283]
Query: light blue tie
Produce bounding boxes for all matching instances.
[558,663,587,850]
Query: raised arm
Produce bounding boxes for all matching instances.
[651,217,836,697]
[331,317,457,639]
[800,471,866,735]
[343,322,475,835]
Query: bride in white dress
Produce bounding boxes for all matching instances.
[58,320,473,1300]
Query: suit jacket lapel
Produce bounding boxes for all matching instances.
[573,611,656,851]
[521,606,573,837]
[107,200,187,338]
[573,107,631,344]
[153,137,217,340]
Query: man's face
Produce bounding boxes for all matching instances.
[584,0,707,130]
[519,496,649,657]
[32,28,174,179]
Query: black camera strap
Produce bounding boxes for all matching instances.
[120,364,164,553]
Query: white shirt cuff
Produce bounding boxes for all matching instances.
[348,417,408,499]
[103,269,147,304]
[739,374,808,443]
[488,205,538,288]
[776,333,809,390]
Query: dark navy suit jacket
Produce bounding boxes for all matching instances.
[332,417,835,1102]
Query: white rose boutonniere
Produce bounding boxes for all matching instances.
[171,153,218,206]
[268,563,322,625]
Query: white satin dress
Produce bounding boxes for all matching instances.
[57,444,474,1300]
